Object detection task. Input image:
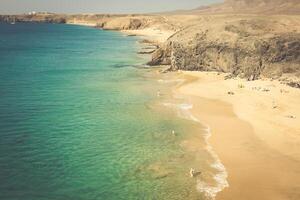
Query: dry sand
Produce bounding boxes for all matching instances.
[122,28,175,43]
[68,20,175,43]
[68,19,300,199]
[176,71,300,200]
[122,24,300,199]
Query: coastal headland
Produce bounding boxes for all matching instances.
[1,0,299,199]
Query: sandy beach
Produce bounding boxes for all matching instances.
[175,71,300,200]
[123,28,175,43]
[64,18,300,199]
[1,0,299,199]
[120,25,300,199]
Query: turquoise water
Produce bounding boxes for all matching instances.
[0,22,224,200]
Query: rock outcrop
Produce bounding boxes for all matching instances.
[149,16,300,80]
[0,1,299,81]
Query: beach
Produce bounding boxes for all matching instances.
[0,22,229,200]
[110,25,300,199]
[66,20,300,199]
[175,71,300,200]
[0,0,299,198]
[1,22,205,200]
[0,11,299,199]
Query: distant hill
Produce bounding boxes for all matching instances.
[192,0,300,14]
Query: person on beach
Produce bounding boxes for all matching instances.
[157,90,161,97]
[190,168,195,177]
[172,130,176,136]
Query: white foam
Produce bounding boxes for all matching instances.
[162,102,199,122]
[162,101,229,199]
[158,79,185,84]
[162,102,174,107]
[197,126,229,199]
[178,103,193,110]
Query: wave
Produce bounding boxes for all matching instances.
[197,126,229,199]
[157,79,185,84]
[162,101,229,199]
[162,103,199,122]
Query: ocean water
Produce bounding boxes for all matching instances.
[0,22,227,200]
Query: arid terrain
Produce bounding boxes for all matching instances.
[1,0,299,199]
[1,0,299,85]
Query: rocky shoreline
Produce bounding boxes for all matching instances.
[1,0,299,87]
[1,1,300,199]
[148,16,300,83]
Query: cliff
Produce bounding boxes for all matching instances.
[147,0,300,82]
[0,1,299,83]
[149,15,300,81]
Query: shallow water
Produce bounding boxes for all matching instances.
[0,22,226,200]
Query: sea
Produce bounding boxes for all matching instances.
[0,22,227,200]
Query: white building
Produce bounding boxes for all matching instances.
[28,11,37,15]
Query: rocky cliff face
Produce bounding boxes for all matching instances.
[153,0,300,81]
[1,7,299,82]
[149,16,300,80]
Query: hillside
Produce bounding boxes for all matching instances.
[0,0,299,85]
[194,0,300,14]
[149,15,300,82]
[148,0,300,84]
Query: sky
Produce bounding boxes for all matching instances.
[0,0,223,14]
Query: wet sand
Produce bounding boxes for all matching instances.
[67,21,300,199]
[175,71,300,200]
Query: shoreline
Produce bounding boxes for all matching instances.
[96,23,300,199]
[156,72,229,199]
[1,20,299,199]
[66,21,175,44]
[67,22,300,199]
[175,71,300,200]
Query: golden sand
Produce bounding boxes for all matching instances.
[176,71,300,200]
